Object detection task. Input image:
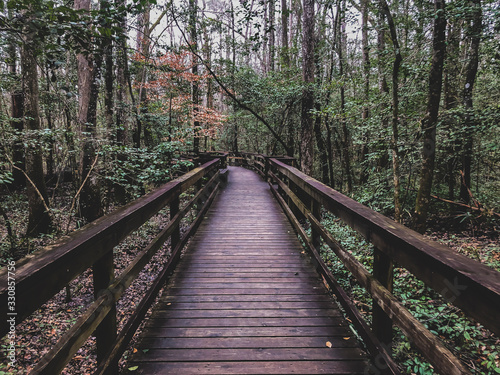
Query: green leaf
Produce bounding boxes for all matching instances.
[128,366,139,371]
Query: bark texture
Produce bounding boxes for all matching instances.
[414,0,447,233]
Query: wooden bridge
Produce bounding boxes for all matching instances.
[1,153,499,375]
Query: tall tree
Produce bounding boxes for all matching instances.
[359,0,370,184]
[135,3,151,148]
[189,0,201,153]
[21,7,52,235]
[300,0,315,174]
[280,0,290,69]
[379,0,403,221]
[414,0,447,233]
[269,0,276,72]
[443,18,461,201]
[7,26,25,188]
[75,0,103,223]
[459,0,482,204]
[336,0,353,193]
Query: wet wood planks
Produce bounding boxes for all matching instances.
[127,167,371,374]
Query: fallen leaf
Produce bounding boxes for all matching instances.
[326,341,332,348]
[343,337,350,340]
[128,366,139,371]
[133,348,138,353]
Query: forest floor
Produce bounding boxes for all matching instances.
[0,184,499,374]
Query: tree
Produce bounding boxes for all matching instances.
[459,0,482,204]
[20,5,52,235]
[300,0,315,174]
[414,0,447,233]
[379,0,403,221]
[7,25,25,188]
[74,0,103,223]
[189,0,201,153]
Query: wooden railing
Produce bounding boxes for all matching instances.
[238,152,500,375]
[0,155,227,374]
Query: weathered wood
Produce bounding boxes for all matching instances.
[269,158,500,337]
[269,179,399,375]
[125,360,369,374]
[0,158,222,336]
[170,196,180,250]
[372,248,394,348]
[271,167,470,374]
[92,251,117,372]
[128,167,370,374]
[95,182,221,375]
[33,175,223,375]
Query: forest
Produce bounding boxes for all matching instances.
[0,0,499,373]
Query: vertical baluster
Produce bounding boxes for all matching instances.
[93,251,117,373]
[372,248,394,349]
[171,196,180,250]
[311,199,321,249]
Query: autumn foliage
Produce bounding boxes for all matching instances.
[133,48,227,143]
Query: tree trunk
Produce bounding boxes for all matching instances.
[414,0,446,233]
[8,37,25,188]
[377,4,390,171]
[134,4,151,148]
[21,24,52,236]
[115,0,129,147]
[444,20,461,202]
[280,0,290,69]
[269,0,276,72]
[75,0,103,223]
[337,0,352,193]
[459,0,482,204]
[300,0,315,174]
[379,0,403,221]
[190,0,200,154]
[359,0,370,185]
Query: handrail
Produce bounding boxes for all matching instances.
[237,153,500,375]
[0,155,227,374]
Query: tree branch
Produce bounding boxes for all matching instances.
[171,6,291,155]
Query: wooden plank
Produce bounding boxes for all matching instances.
[144,317,345,328]
[160,294,330,303]
[132,348,366,361]
[154,301,333,309]
[140,326,352,338]
[144,309,342,319]
[136,336,361,349]
[124,361,370,374]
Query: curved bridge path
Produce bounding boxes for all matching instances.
[127,166,372,374]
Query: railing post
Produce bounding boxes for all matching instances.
[372,247,394,349]
[171,196,180,250]
[93,251,118,373]
[264,156,270,182]
[311,199,321,250]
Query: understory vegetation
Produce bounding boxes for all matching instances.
[319,213,500,374]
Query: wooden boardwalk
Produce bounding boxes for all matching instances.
[127,166,371,374]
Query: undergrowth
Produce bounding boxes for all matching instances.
[317,212,500,374]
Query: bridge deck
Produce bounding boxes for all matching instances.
[127,166,371,374]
